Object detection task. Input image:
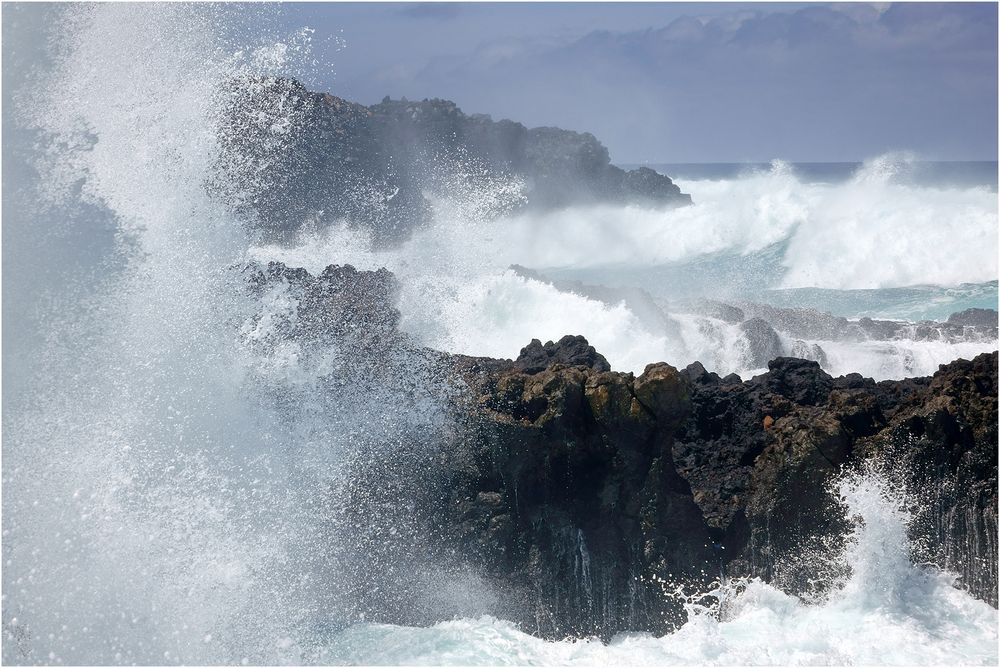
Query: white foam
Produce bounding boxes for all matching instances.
[262,225,996,380]
[317,470,999,666]
[256,152,997,381]
[291,154,998,292]
[806,337,998,380]
[400,269,678,371]
[777,161,998,290]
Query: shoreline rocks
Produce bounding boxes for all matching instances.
[246,263,998,639]
[448,346,997,638]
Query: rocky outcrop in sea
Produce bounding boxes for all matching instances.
[217,77,690,245]
[245,261,999,640]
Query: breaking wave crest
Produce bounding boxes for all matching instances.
[282,153,995,290]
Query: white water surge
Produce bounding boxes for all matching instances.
[2,4,997,667]
[313,471,999,666]
[255,137,998,381]
[259,200,998,380]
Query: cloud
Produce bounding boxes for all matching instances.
[336,3,998,162]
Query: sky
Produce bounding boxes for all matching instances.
[261,2,998,163]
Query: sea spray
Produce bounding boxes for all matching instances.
[6,5,310,663]
[2,5,464,664]
[310,468,999,666]
[249,152,997,380]
[305,155,995,291]
[255,227,996,379]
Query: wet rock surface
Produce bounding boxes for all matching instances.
[446,349,997,638]
[739,318,784,369]
[949,307,1000,328]
[513,335,612,374]
[254,263,998,639]
[243,260,406,356]
[441,358,712,638]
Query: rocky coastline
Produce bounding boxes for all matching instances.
[218,77,690,245]
[247,261,999,640]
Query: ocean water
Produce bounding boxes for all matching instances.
[549,158,999,311]
[2,4,997,666]
[643,159,999,190]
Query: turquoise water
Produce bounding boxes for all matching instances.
[546,262,998,322]
[761,282,999,322]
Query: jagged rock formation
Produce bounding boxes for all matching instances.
[513,335,611,374]
[853,353,999,602]
[447,347,998,639]
[244,263,998,639]
[244,260,403,353]
[739,318,783,368]
[441,356,714,638]
[216,77,690,245]
[733,302,999,343]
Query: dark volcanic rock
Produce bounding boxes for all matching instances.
[443,359,712,638]
[762,357,835,406]
[253,261,998,638]
[789,340,829,367]
[217,80,691,245]
[243,260,404,354]
[673,352,997,606]
[681,299,745,324]
[514,335,612,374]
[858,316,904,340]
[217,78,424,246]
[853,353,999,603]
[444,349,998,638]
[622,166,687,203]
[736,302,852,340]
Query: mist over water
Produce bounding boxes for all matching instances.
[2,4,997,666]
